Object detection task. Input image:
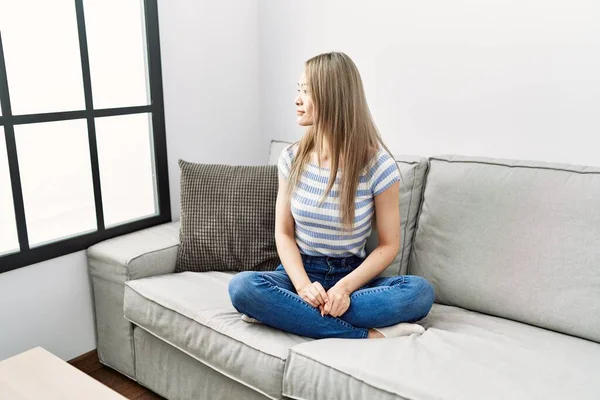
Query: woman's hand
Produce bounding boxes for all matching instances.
[322,284,351,317]
[298,281,328,308]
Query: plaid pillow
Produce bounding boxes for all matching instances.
[175,160,281,273]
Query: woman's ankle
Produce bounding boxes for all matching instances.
[367,328,384,339]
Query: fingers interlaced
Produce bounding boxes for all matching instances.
[303,283,350,314]
[314,283,328,304]
[311,283,326,305]
[306,291,318,306]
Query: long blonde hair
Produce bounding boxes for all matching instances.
[286,51,402,232]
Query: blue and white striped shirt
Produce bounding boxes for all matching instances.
[277,143,400,258]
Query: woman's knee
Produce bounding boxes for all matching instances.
[408,276,435,318]
[228,271,260,307]
[417,276,435,303]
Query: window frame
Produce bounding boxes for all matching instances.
[0,0,171,273]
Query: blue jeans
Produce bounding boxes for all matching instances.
[228,253,435,339]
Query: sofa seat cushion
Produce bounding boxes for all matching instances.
[283,304,600,400]
[124,271,312,400]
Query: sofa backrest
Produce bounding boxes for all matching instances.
[408,154,600,343]
[268,140,291,166]
[267,140,429,277]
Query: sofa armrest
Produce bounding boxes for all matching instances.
[87,220,180,379]
[88,220,180,281]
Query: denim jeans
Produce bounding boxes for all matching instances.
[228,253,435,339]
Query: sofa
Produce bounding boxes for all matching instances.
[87,142,600,400]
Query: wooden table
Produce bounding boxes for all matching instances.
[0,346,127,400]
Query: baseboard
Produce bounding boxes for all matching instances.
[68,349,102,375]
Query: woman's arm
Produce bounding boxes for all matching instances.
[274,175,312,292]
[336,181,401,294]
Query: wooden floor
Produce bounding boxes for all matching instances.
[87,365,165,400]
[69,350,165,400]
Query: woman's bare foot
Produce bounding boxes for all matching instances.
[367,328,385,339]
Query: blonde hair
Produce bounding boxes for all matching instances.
[286,51,402,232]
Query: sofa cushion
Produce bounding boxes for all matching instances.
[175,160,280,273]
[267,140,429,276]
[409,155,600,342]
[124,271,312,400]
[283,304,600,400]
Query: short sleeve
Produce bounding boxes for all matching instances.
[369,150,401,196]
[277,144,294,181]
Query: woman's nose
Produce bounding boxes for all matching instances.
[295,94,302,106]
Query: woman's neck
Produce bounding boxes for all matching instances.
[315,135,333,161]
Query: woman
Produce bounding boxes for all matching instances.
[228,51,434,339]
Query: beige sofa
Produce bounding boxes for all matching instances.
[87,147,600,399]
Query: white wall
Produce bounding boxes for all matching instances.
[160,0,263,221]
[0,252,96,361]
[259,0,600,167]
[0,0,261,361]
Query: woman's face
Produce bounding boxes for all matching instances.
[295,70,314,126]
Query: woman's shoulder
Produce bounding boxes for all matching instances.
[288,142,300,153]
[279,142,299,161]
[366,145,391,167]
[367,145,380,161]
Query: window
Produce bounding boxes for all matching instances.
[0,0,170,273]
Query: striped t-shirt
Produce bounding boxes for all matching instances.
[277,143,401,258]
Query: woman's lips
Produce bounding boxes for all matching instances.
[296,111,305,115]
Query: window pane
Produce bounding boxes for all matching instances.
[15,120,97,246]
[96,113,157,227]
[0,127,19,255]
[0,0,85,115]
[84,0,150,109]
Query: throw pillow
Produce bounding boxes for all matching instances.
[175,160,281,273]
